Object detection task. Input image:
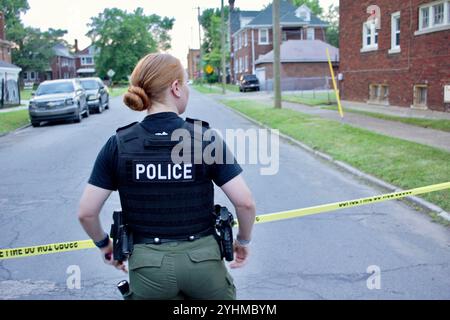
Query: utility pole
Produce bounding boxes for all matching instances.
[221,0,227,94]
[273,0,282,109]
[196,6,203,81]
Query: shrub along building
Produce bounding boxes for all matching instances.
[0,11,21,107]
[339,0,450,112]
[228,0,338,90]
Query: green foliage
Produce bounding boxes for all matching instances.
[291,0,323,16]
[199,7,229,79]
[0,0,29,32]
[322,4,339,48]
[12,28,68,73]
[87,7,174,81]
[1,0,68,73]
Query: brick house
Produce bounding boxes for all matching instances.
[187,48,200,80]
[339,0,450,112]
[0,11,21,106]
[229,0,329,84]
[74,40,97,78]
[255,40,339,90]
[23,43,77,84]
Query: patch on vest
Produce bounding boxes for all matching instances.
[133,161,195,183]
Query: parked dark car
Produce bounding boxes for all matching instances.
[79,77,109,113]
[239,74,260,92]
[28,79,88,127]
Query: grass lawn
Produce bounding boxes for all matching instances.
[109,86,129,98]
[192,84,223,94]
[322,106,450,133]
[283,91,337,106]
[0,110,30,134]
[216,84,240,93]
[20,89,33,101]
[220,99,450,215]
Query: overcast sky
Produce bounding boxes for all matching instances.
[21,0,338,67]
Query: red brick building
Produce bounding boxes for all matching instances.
[229,0,329,84]
[339,0,450,112]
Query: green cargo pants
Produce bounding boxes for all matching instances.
[124,235,236,300]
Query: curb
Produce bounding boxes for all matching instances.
[220,102,450,222]
[0,123,32,138]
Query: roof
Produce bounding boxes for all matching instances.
[0,60,21,70]
[230,9,259,35]
[246,1,328,28]
[53,43,75,59]
[255,40,339,64]
[76,44,99,56]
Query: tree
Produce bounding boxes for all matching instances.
[0,0,29,33]
[322,4,339,47]
[87,8,174,81]
[1,0,68,75]
[199,7,229,83]
[12,28,68,73]
[291,0,323,16]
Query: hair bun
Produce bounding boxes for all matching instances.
[123,86,150,112]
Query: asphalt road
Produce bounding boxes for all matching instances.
[0,89,449,300]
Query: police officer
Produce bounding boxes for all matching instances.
[78,53,256,300]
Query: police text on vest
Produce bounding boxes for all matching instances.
[134,162,193,182]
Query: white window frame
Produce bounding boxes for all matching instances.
[23,72,28,80]
[361,21,379,52]
[81,56,94,66]
[416,0,450,35]
[238,33,242,49]
[389,12,401,54]
[244,31,248,47]
[259,28,269,45]
[306,28,315,40]
[30,71,36,80]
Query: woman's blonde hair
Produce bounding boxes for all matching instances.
[123,53,185,112]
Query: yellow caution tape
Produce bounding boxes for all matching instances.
[1,182,449,260]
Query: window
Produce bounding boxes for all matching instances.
[259,28,269,44]
[433,3,444,25]
[306,28,315,40]
[244,31,248,47]
[369,84,389,103]
[30,71,36,80]
[390,12,401,53]
[421,7,430,29]
[239,33,242,49]
[417,1,450,34]
[413,85,428,108]
[282,31,287,41]
[362,22,378,51]
[234,36,237,52]
[245,55,249,71]
[23,72,28,80]
[81,57,94,65]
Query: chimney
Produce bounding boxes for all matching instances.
[74,39,79,52]
[228,0,235,11]
[0,12,5,40]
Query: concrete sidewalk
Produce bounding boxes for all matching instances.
[223,92,450,152]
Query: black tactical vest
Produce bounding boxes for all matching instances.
[116,118,215,238]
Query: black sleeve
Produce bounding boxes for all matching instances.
[208,137,243,187]
[88,136,119,191]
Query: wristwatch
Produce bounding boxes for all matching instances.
[236,236,251,247]
[94,233,110,249]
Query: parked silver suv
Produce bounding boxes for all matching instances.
[28,79,89,127]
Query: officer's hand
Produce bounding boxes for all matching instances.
[100,240,128,274]
[229,241,249,269]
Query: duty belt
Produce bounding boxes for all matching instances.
[133,228,215,245]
